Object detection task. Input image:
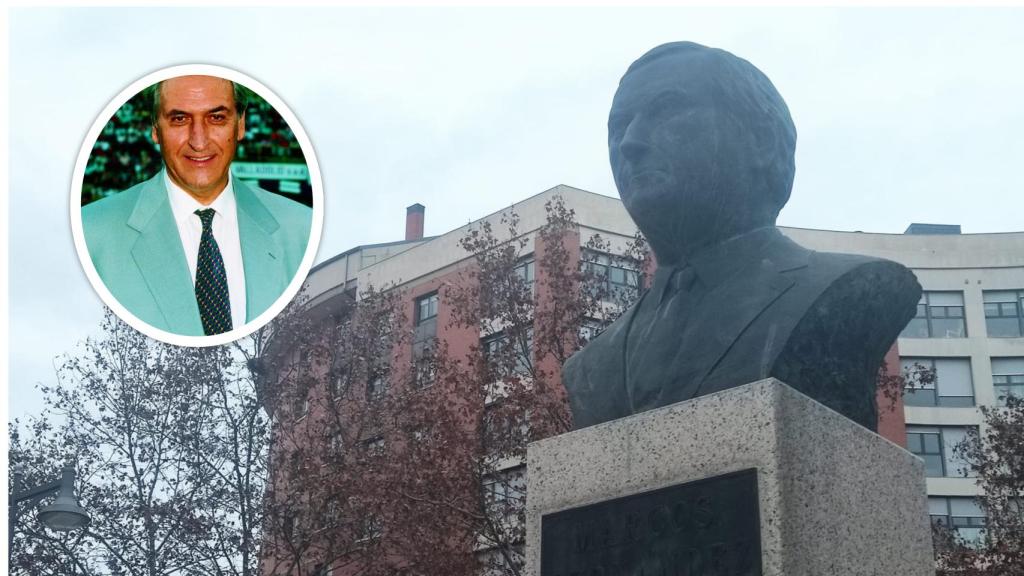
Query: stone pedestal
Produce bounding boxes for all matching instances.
[526,378,933,576]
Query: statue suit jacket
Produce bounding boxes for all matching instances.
[563,227,920,431]
[82,172,312,336]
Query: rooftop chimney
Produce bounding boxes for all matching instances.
[904,223,961,235]
[406,203,425,241]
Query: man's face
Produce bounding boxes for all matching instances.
[151,76,244,203]
[608,53,757,234]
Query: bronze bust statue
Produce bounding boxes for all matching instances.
[563,42,921,431]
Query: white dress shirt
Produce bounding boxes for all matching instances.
[165,172,247,330]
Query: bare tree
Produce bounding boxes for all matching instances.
[259,197,648,576]
[932,395,1024,575]
[8,311,271,576]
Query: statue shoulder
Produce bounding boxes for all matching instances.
[788,251,922,341]
[770,231,915,291]
[806,250,920,297]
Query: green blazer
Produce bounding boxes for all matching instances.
[82,172,312,336]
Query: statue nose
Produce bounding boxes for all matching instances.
[618,136,650,164]
[616,118,652,163]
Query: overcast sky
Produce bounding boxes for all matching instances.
[8,6,1024,420]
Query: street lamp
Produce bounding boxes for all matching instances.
[9,466,91,561]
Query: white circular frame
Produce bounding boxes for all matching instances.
[70,64,324,347]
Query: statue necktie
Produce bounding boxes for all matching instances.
[194,208,232,335]
[626,264,700,411]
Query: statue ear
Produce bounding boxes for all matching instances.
[751,120,794,216]
[750,118,778,170]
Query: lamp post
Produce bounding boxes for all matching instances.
[8,466,91,563]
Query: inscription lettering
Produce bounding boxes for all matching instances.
[541,469,760,576]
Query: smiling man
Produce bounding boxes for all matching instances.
[563,42,922,431]
[81,75,312,338]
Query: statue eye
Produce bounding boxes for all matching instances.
[608,114,631,140]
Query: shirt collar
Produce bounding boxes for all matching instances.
[652,226,782,303]
[164,170,237,227]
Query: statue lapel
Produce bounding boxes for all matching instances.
[683,242,810,401]
[684,263,795,397]
[663,248,808,406]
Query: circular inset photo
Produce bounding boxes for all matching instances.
[70,64,323,346]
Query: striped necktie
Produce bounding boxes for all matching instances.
[194,208,233,335]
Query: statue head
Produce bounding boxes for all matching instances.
[609,42,797,265]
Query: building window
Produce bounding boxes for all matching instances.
[577,319,604,346]
[929,497,986,546]
[329,371,345,400]
[410,426,431,444]
[482,403,528,454]
[582,252,642,301]
[901,357,974,407]
[412,336,436,389]
[295,397,310,421]
[355,514,383,543]
[323,498,342,529]
[514,259,535,292]
[328,431,345,460]
[362,436,385,457]
[901,292,967,338]
[984,290,1024,338]
[992,357,1024,406]
[413,354,435,388]
[483,467,526,525]
[416,292,439,325]
[367,373,387,401]
[906,426,975,478]
[482,329,533,377]
[480,546,523,576]
[414,293,439,344]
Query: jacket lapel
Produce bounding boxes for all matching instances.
[679,261,796,400]
[654,233,810,406]
[127,175,203,335]
[234,180,284,322]
[609,292,646,413]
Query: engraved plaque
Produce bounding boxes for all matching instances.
[540,469,760,576]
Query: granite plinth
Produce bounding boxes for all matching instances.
[526,378,933,576]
